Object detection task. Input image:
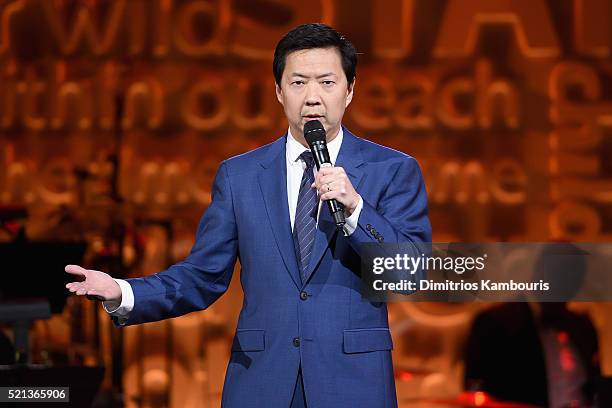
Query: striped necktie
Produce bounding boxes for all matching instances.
[293,151,319,283]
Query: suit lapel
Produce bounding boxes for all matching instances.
[258,136,302,289]
[302,129,366,284]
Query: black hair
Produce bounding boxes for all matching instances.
[273,23,357,86]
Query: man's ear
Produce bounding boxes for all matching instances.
[275,83,283,105]
[345,79,356,107]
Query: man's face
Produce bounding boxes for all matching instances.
[276,47,354,145]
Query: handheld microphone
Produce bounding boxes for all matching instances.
[303,120,346,229]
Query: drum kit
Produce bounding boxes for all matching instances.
[403,390,542,408]
[394,363,542,408]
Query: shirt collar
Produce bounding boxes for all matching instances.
[286,126,343,166]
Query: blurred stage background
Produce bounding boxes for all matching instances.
[0,0,611,406]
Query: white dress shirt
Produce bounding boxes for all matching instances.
[104,128,363,319]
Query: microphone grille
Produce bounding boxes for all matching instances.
[304,120,326,145]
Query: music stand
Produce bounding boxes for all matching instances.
[0,241,87,363]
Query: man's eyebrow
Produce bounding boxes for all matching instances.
[289,72,337,79]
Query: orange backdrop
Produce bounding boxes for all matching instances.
[1,1,611,407]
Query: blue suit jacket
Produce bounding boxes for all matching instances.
[118,128,431,407]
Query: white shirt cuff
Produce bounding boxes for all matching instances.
[343,195,363,236]
[102,279,134,318]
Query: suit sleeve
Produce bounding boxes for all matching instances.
[347,156,431,248]
[344,156,431,294]
[114,161,238,326]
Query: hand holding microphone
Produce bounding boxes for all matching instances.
[303,120,361,229]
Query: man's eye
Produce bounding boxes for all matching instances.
[322,80,335,86]
[292,80,305,86]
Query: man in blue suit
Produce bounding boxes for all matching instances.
[66,23,431,407]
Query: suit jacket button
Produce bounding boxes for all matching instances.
[366,224,372,231]
[378,236,384,243]
[300,291,308,301]
[293,337,301,347]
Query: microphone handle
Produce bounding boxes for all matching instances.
[310,143,346,229]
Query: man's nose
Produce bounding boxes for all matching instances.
[304,83,322,106]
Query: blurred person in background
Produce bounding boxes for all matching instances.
[464,244,601,407]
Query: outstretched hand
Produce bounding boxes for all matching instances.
[65,264,122,303]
